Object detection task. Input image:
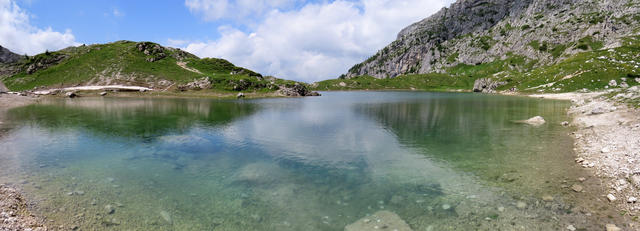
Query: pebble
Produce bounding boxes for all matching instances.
[571,184,583,192]
[606,224,621,231]
[578,177,586,182]
[516,201,527,209]
[542,195,554,202]
[628,196,637,203]
[442,204,451,210]
[607,194,617,202]
[105,205,115,214]
[567,224,576,231]
[601,147,611,153]
[497,206,505,212]
[160,210,172,224]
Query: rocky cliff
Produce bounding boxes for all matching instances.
[346,0,640,79]
[0,46,22,64]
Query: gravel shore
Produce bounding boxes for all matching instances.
[0,185,48,231]
[531,88,640,218]
[0,93,37,109]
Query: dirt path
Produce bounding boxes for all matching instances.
[176,61,203,74]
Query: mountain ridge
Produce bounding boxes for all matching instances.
[345,0,640,80]
[0,41,316,96]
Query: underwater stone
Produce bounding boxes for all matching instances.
[571,184,583,192]
[345,210,412,231]
[105,205,115,214]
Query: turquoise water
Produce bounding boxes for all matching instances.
[0,92,613,230]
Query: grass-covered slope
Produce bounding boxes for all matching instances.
[313,35,640,93]
[1,41,298,92]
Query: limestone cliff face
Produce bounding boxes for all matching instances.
[0,46,24,78]
[346,0,640,78]
[0,46,21,64]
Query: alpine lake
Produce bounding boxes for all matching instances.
[0,91,625,230]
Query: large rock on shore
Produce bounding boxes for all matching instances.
[278,83,321,97]
[345,210,412,231]
[473,78,506,93]
[0,81,8,93]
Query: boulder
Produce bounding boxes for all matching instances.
[0,80,8,93]
[608,80,617,87]
[620,82,629,88]
[520,116,546,126]
[345,210,412,231]
[236,92,245,98]
[278,83,320,96]
[605,224,621,231]
[178,77,212,90]
[100,92,108,96]
[65,92,77,98]
[473,78,506,93]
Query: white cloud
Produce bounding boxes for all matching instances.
[185,0,301,22]
[0,0,79,55]
[182,0,454,82]
[112,8,124,17]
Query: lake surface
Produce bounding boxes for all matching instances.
[0,92,618,230]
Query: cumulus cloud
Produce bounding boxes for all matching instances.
[185,0,301,22]
[0,0,79,55]
[182,0,454,82]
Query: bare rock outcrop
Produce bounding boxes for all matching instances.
[473,78,506,93]
[0,46,22,64]
[136,42,167,62]
[346,0,640,79]
[278,83,321,96]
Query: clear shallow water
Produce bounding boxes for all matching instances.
[0,92,613,230]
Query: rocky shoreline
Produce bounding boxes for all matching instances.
[0,184,48,231]
[531,87,640,227]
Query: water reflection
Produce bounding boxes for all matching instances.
[5,97,258,139]
[354,93,577,194]
[0,92,601,230]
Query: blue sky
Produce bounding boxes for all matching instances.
[2,0,454,82]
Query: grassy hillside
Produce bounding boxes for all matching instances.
[314,35,640,93]
[1,41,298,92]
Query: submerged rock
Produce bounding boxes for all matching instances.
[571,184,583,192]
[160,210,172,224]
[345,210,412,231]
[518,116,546,126]
[105,205,115,214]
[232,162,287,185]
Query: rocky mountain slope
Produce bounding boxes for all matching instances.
[332,0,640,93]
[0,46,21,64]
[0,41,316,96]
